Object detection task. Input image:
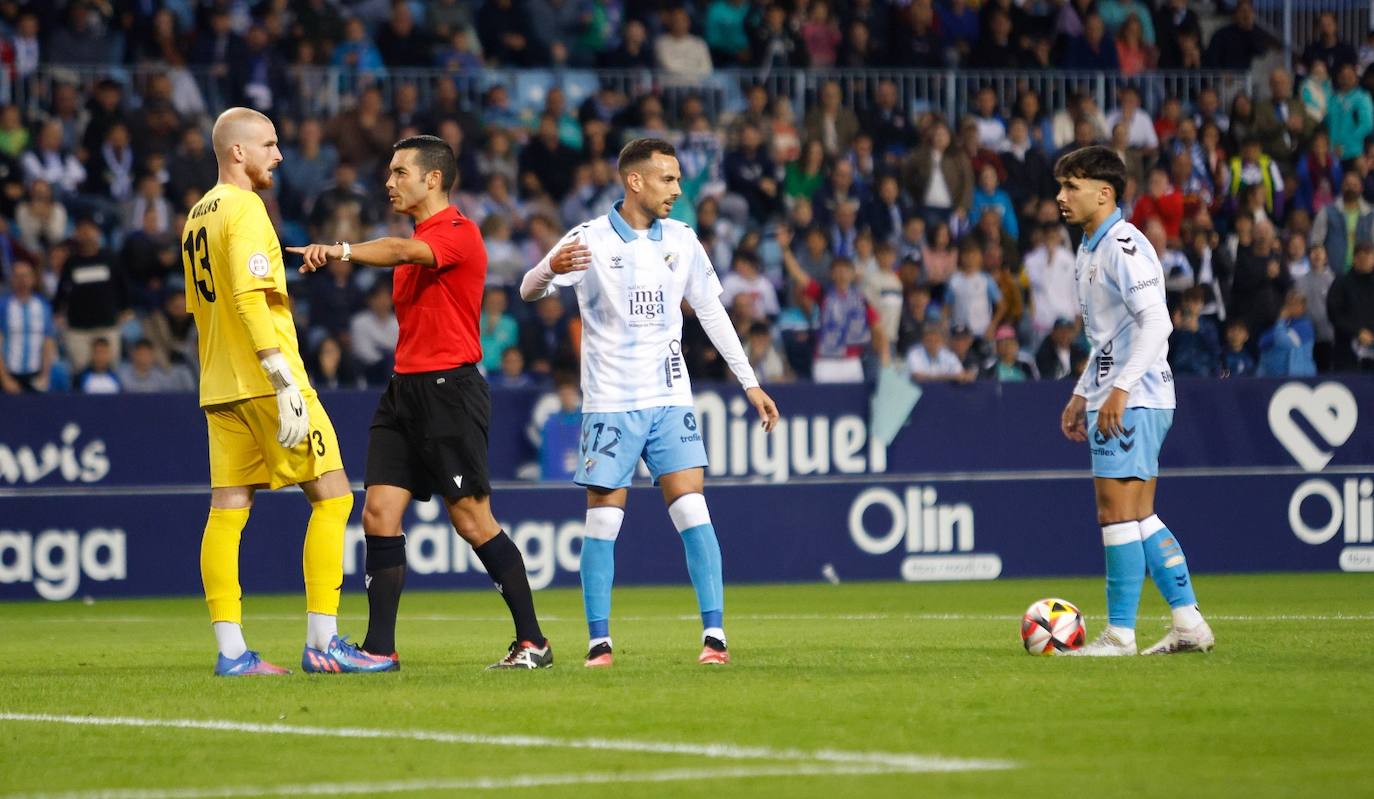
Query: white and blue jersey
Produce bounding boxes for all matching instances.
[0,293,55,377]
[1073,208,1176,479]
[531,202,758,488]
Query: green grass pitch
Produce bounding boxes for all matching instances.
[2,573,1372,798]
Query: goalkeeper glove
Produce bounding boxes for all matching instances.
[260,352,309,449]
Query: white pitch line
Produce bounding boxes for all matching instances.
[0,763,963,799]
[8,612,1374,624]
[0,713,1014,774]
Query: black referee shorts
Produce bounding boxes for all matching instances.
[365,365,492,502]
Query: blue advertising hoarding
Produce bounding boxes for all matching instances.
[2,377,1371,600]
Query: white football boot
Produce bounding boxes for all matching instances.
[1141,620,1215,655]
[1062,627,1137,656]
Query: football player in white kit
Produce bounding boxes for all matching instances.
[520,138,780,667]
[1053,146,1215,656]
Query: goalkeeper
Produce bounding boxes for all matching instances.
[184,108,394,676]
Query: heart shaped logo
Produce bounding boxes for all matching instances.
[1267,382,1359,472]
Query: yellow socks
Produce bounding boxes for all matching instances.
[201,507,251,625]
[303,494,354,617]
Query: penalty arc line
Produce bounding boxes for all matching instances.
[0,763,984,799]
[0,712,1016,774]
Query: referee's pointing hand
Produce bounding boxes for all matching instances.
[286,243,341,274]
[550,241,591,274]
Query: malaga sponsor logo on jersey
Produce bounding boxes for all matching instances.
[627,285,667,327]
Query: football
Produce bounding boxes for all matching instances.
[1021,598,1087,655]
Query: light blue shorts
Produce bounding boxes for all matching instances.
[1086,407,1174,480]
[574,406,708,489]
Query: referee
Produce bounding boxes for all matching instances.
[289,136,551,670]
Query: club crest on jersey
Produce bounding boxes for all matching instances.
[248,252,270,278]
[664,252,678,271]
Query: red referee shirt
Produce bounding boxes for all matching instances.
[392,205,487,373]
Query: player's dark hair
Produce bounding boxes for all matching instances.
[393,135,458,192]
[1053,145,1127,203]
[617,138,677,176]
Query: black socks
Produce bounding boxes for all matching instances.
[474,531,545,646]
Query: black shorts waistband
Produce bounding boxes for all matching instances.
[391,364,479,382]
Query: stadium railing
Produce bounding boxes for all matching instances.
[3,65,1253,128]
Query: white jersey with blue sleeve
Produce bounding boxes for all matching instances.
[1072,209,1176,412]
[526,202,758,413]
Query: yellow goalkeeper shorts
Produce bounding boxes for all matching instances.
[206,393,344,490]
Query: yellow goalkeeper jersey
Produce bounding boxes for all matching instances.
[183,182,311,407]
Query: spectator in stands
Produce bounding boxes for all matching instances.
[1221,319,1258,377]
[861,174,912,247]
[1232,220,1291,336]
[782,244,888,382]
[279,118,337,221]
[0,105,29,161]
[1063,13,1118,71]
[969,9,1018,70]
[1025,224,1076,344]
[307,258,363,344]
[1327,62,1374,164]
[1327,240,1374,370]
[1132,167,1185,242]
[907,323,972,384]
[746,321,789,383]
[724,122,783,225]
[804,81,860,159]
[1170,287,1223,377]
[329,87,395,176]
[980,325,1038,381]
[705,0,752,66]
[903,122,972,229]
[946,238,1004,343]
[970,165,1018,240]
[1258,290,1317,376]
[1035,318,1087,380]
[76,337,123,394]
[1297,243,1337,370]
[15,180,68,253]
[896,282,938,354]
[1000,118,1055,217]
[800,1,843,67]
[489,346,535,389]
[57,217,128,370]
[1107,87,1158,156]
[1312,172,1374,272]
[1302,11,1358,77]
[0,260,57,393]
[865,81,916,158]
[1256,68,1315,165]
[784,139,827,203]
[309,335,366,391]
[350,282,398,385]
[721,251,780,323]
[1224,139,1285,220]
[479,289,520,376]
[534,371,582,479]
[1205,0,1274,70]
[518,115,580,202]
[22,120,85,199]
[600,17,654,69]
[120,206,175,308]
[116,337,194,392]
[376,2,431,68]
[656,7,712,79]
[331,16,386,75]
[128,174,171,237]
[1112,14,1152,76]
[1295,131,1342,216]
[520,294,578,375]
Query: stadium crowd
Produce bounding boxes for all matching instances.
[2,0,1374,398]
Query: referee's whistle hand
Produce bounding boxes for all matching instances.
[550,242,592,274]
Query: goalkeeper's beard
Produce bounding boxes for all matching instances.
[247,162,275,190]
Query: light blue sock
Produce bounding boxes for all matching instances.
[581,537,615,640]
[581,506,624,642]
[679,523,724,629]
[1102,521,1146,629]
[1140,515,1198,609]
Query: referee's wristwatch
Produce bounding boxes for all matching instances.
[335,241,352,262]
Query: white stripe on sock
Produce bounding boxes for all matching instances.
[1101,521,1141,547]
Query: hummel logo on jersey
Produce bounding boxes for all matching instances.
[610,255,623,269]
[1121,245,1138,256]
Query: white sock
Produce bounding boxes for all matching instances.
[1106,625,1136,646]
[214,621,247,659]
[703,627,726,645]
[1171,604,1205,629]
[307,612,337,650]
[589,636,612,650]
